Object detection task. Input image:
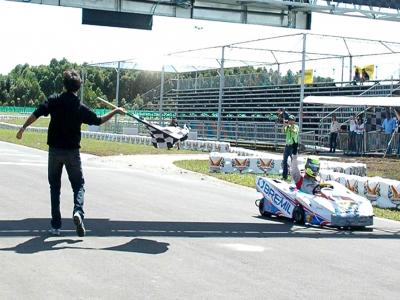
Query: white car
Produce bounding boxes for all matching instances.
[255,177,374,228]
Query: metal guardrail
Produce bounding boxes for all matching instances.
[96,118,315,148]
[3,112,398,154]
[336,131,399,154]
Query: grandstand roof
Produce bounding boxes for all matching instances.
[333,1,399,10]
[91,33,400,76]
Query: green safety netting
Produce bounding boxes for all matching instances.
[0,106,36,113]
[0,107,176,119]
[0,107,278,121]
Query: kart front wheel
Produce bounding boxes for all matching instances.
[292,205,305,225]
[257,198,271,217]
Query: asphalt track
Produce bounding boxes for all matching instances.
[0,141,399,299]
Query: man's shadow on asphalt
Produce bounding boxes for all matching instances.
[0,236,170,255]
[0,217,398,254]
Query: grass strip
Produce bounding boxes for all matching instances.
[373,207,400,222]
[0,129,198,155]
[1,117,89,130]
[2,117,51,127]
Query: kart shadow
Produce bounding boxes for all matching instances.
[0,218,398,240]
[253,215,375,232]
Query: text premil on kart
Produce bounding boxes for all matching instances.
[255,177,374,228]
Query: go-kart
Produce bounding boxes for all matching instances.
[255,177,374,228]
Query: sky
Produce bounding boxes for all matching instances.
[1,0,400,79]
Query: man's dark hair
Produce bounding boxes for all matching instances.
[63,70,81,93]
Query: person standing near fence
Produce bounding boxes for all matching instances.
[282,115,299,180]
[16,70,125,237]
[329,114,340,153]
[382,112,396,155]
[355,116,365,154]
[394,109,400,158]
[348,115,357,153]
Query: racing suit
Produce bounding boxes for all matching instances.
[291,155,319,194]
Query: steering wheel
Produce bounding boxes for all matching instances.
[312,184,322,195]
[312,183,334,195]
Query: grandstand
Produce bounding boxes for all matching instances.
[157,77,400,149]
[90,33,400,151]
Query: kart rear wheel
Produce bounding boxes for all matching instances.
[258,199,271,217]
[292,205,305,225]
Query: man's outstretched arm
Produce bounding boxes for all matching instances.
[99,108,125,125]
[16,113,38,139]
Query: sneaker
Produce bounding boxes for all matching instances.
[48,228,61,236]
[73,212,86,237]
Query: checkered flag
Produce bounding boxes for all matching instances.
[140,119,189,149]
[96,98,189,149]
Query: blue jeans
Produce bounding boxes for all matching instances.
[329,132,338,152]
[282,144,297,179]
[48,148,85,229]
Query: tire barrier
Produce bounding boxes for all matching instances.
[209,152,282,174]
[209,151,367,177]
[0,122,230,153]
[320,171,400,209]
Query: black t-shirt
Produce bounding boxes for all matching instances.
[33,92,102,149]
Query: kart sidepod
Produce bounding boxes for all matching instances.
[255,177,374,228]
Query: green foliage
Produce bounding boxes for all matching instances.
[1,58,334,110]
[373,207,400,221]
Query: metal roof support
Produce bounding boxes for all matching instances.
[217,46,225,141]
[158,65,165,126]
[299,33,307,139]
[270,50,281,84]
[342,37,352,81]
[341,56,345,85]
[380,41,396,53]
[349,55,353,82]
[115,61,121,133]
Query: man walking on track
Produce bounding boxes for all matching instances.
[16,70,125,237]
[282,114,299,180]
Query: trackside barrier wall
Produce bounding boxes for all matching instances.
[0,122,230,152]
[209,152,367,176]
[320,171,400,209]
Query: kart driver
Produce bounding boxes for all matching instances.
[291,155,321,194]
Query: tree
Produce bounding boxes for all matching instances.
[132,94,144,110]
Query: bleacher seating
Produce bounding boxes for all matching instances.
[160,79,399,147]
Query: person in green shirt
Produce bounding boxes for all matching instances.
[282,114,299,180]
